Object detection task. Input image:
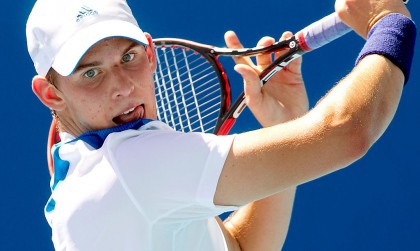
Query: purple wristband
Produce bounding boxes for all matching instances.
[355,13,416,85]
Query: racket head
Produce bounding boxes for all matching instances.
[153,38,232,135]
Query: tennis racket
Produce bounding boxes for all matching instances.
[153,12,351,135]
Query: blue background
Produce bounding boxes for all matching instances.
[4,0,419,250]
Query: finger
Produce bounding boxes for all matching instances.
[234,64,262,104]
[224,31,255,66]
[285,56,302,75]
[274,31,294,60]
[255,36,276,67]
[274,31,303,74]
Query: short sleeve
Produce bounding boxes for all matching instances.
[105,127,237,222]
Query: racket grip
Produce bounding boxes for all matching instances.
[296,12,351,52]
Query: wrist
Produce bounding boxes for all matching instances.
[355,13,416,85]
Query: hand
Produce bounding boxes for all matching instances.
[335,0,411,38]
[224,31,309,127]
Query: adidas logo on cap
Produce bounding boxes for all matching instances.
[76,5,98,23]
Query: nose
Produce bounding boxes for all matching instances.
[111,66,135,98]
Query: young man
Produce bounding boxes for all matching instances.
[26,0,415,250]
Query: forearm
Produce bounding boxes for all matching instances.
[224,187,296,251]
[315,54,404,145]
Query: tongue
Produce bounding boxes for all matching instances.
[113,105,144,125]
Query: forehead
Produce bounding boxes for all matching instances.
[82,37,141,59]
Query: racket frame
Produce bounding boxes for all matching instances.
[152,36,302,134]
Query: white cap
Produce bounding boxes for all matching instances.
[26,0,148,77]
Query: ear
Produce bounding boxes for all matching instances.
[144,32,157,72]
[32,76,65,111]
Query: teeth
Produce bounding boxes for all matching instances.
[122,107,135,115]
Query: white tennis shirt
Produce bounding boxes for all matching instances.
[45,120,238,250]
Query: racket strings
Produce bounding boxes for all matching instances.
[157,80,220,132]
[157,86,220,131]
[157,79,220,116]
[156,68,218,110]
[156,53,216,101]
[154,45,222,133]
[155,50,203,131]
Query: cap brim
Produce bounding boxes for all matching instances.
[52,20,148,76]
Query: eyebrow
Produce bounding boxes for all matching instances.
[73,61,101,74]
[73,41,144,74]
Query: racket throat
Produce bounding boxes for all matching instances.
[260,52,303,85]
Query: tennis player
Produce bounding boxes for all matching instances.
[26,0,415,250]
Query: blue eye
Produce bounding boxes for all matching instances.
[122,53,134,63]
[84,69,98,78]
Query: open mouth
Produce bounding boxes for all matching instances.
[112,104,145,125]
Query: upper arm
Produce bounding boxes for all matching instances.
[214,112,360,206]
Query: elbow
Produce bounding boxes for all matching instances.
[321,108,377,161]
[344,125,372,160]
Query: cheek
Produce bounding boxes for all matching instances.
[75,96,105,120]
[132,66,155,93]
[143,68,156,90]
